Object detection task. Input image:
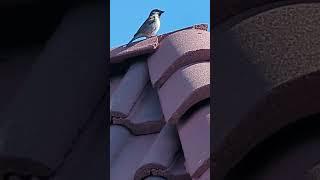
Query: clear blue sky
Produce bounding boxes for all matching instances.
[110,0,210,48]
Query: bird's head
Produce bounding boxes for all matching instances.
[149,9,164,17]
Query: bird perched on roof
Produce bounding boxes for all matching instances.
[127,9,164,46]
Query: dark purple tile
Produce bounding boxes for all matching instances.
[110,61,149,118]
[213,4,320,179]
[0,2,106,175]
[148,29,210,88]
[52,100,107,180]
[158,62,210,123]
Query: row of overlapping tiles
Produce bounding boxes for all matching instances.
[110,24,210,180]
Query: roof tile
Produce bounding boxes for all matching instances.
[110,61,149,118]
[110,125,158,180]
[158,24,209,42]
[113,82,165,135]
[135,124,182,180]
[110,125,131,164]
[158,62,210,123]
[110,75,123,96]
[178,103,210,178]
[148,29,210,88]
[110,36,159,64]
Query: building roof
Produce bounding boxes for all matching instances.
[110,24,210,180]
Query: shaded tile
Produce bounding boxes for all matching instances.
[158,62,210,123]
[110,125,131,164]
[148,29,210,88]
[213,4,320,180]
[113,82,165,135]
[178,103,210,178]
[110,128,158,180]
[0,48,39,111]
[135,124,189,180]
[0,2,106,176]
[52,100,107,180]
[110,75,123,96]
[110,61,149,118]
[110,36,158,64]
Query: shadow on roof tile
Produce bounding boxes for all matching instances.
[158,62,210,123]
[148,29,210,89]
[178,102,210,178]
[113,82,165,135]
[110,75,123,96]
[52,100,107,180]
[0,2,106,177]
[110,61,149,118]
[110,125,158,180]
[135,124,190,180]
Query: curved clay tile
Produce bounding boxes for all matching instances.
[177,103,210,178]
[213,3,320,180]
[0,3,106,177]
[110,125,158,180]
[158,62,210,123]
[110,125,131,164]
[148,29,210,88]
[110,61,149,118]
[213,0,315,25]
[157,24,209,42]
[110,36,158,64]
[110,75,123,96]
[134,124,190,180]
[113,82,165,135]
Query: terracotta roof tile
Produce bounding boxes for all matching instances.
[158,62,210,123]
[113,82,165,135]
[178,103,210,178]
[110,61,149,118]
[110,36,159,64]
[134,124,182,179]
[158,24,209,42]
[148,29,210,88]
[110,125,158,180]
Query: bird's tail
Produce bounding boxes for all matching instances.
[126,36,137,46]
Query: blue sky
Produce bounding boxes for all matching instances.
[110,0,210,48]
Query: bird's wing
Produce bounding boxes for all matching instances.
[134,17,156,36]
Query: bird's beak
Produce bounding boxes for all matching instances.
[160,10,164,14]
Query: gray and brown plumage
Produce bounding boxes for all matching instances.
[127,9,164,46]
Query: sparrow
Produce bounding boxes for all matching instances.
[127,9,164,46]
